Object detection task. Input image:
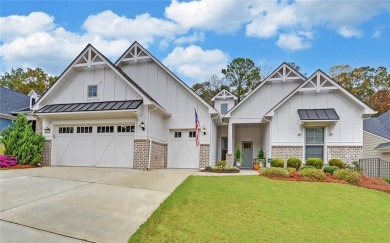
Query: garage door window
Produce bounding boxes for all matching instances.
[59,127,74,133]
[174,131,181,138]
[117,126,135,133]
[189,131,196,138]
[77,126,93,133]
[97,126,114,133]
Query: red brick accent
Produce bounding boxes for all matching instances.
[327,146,363,164]
[199,144,209,168]
[133,139,167,170]
[41,140,51,166]
[271,146,303,162]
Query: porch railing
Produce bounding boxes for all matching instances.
[359,158,390,178]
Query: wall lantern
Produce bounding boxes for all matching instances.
[140,121,145,131]
[44,127,51,133]
[202,126,206,135]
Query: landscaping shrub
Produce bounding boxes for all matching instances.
[299,168,326,181]
[217,160,227,168]
[205,165,212,171]
[306,158,324,169]
[346,161,364,172]
[323,166,339,175]
[259,167,288,177]
[285,167,296,173]
[333,169,361,184]
[270,158,284,168]
[328,158,345,169]
[299,165,316,171]
[0,155,17,167]
[287,157,302,170]
[382,178,390,184]
[0,114,45,165]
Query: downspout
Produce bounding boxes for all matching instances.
[147,105,158,170]
[263,116,272,167]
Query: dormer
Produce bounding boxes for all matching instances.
[211,89,238,115]
[28,90,42,108]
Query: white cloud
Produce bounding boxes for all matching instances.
[338,26,363,38]
[0,12,55,42]
[163,45,229,84]
[372,29,382,38]
[173,32,205,45]
[165,0,253,33]
[276,32,312,51]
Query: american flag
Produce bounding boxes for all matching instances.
[195,109,200,146]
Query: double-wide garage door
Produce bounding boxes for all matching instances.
[54,125,134,167]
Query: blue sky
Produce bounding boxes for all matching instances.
[1,0,390,85]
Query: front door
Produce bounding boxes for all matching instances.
[242,141,253,168]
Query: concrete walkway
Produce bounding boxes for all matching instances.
[0,167,195,243]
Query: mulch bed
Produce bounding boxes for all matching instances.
[265,172,390,194]
[0,164,39,170]
[200,169,240,173]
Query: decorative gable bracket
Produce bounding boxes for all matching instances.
[121,44,151,62]
[297,121,337,136]
[74,48,105,68]
[300,73,338,92]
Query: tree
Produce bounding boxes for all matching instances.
[192,74,229,103]
[0,67,57,94]
[0,114,45,165]
[222,58,261,101]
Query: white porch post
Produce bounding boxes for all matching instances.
[226,122,234,166]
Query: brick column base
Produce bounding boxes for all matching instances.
[36,117,42,134]
[133,139,167,170]
[199,144,210,168]
[41,140,51,166]
[226,153,234,166]
[327,146,362,164]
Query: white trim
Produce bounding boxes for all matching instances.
[0,113,16,120]
[36,109,141,117]
[87,84,99,99]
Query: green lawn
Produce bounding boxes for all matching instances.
[130,176,390,242]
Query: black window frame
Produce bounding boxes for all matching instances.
[174,131,182,138]
[117,125,135,133]
[189,131,196,138]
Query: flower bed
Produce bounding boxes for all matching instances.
[0,155,17,167]
[200,166,240,173]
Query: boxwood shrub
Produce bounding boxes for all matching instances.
[306,158,324,169]
[323,166,339,175]
[287,157,302,170]
[259,167,288,178]
[328,158,345,169]
[299,165,316,171]
[333,169,361,184]
[299,168,326,181]
[270,158,284,168]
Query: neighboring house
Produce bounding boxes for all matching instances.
[32,42,376,169]
[363,111,390,161]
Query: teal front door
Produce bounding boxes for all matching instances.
[242,141,253,168]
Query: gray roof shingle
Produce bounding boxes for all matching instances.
[0,87,30,116]
[363,111,390,140]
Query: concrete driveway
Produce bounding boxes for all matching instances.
[0,167,195,243]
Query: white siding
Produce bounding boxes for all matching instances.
[149,110,167,142]
[272,90,364,144]
[262,122,271,158]
[363,131,390,160]
[41,66,142,107]
[209,120,218,165]
[214,99,235,114]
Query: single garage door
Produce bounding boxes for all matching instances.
[168,130,199,168]
[54,125,134,167]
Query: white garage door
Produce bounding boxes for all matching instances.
[168,130,199,168]
[54,125,134,167]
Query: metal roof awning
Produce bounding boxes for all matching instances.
[35,100,143,114]
[298,109,339,121]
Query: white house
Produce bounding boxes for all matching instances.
[33,42,376,169]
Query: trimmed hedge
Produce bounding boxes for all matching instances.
[333,169,361,184]
[299,165,316,171]
[299,168,326,181]
[259,167,288,178]
[329,158,345,169]
[270,158,284,168]
[306,158,324,169]
[287,157,302,170]
[323,166,339,175]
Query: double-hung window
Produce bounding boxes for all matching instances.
[88,85,98,98]
[305,127,324,160]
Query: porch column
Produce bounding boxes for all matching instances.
[226,123,234,166]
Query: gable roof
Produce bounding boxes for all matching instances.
[0,87,29,116]
[34,44,164,113]
[364,111,390,140]
[265,69,376,117]
[211,89,238,102]
[226,62,306,116]
[28,90,42,96]
[115,41,218,114]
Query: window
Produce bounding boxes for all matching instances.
[97,126,114,133]
[117,126,135,133]
[77,126,93,133]
[221,103,228,115]
[31,98,36,106]
[243,142,252,149]
[189,131,196,138]
[87,85,98,98]
[59,127,74,134]
[174,131,181,138]
[221,137,228,160]
[305,127,324,160]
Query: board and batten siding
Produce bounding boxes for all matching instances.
[262,122,271,159]
[230,80,302,120]
[209,120,218,165]
[363,131,390,160]
[40,66,142,107]
[272,90,364,144]
[118,61,212,144]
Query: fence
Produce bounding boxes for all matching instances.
[359,158,390,178]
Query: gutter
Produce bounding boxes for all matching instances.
[147,104,158,170]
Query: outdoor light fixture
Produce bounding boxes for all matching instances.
[44,127,50,133]
[140,121,145,131]
[202,126,206,135]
